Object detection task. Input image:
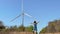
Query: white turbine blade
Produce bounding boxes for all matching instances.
[24,13,33,18]
[24,13,36,21]
[10,14,21,22]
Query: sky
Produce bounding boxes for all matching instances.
[0,0,60,33]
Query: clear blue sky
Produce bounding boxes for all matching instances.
[0,0,60,33]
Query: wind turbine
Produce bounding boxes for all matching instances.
[10,0,35,31]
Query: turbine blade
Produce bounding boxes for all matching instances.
[24,13,33,18]
[10,14,21,22]
[24,13,36,20]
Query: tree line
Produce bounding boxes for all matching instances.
[0,21,33,32]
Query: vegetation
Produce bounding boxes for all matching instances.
[0,21,5,31]
[0,21,33,32]
[18,25,25,31]
[25,25,33,32]
[40,20,60,34]
[40,27,47,33]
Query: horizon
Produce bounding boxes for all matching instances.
[0,0,60,33]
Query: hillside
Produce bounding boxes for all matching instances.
[40,20,60,33]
